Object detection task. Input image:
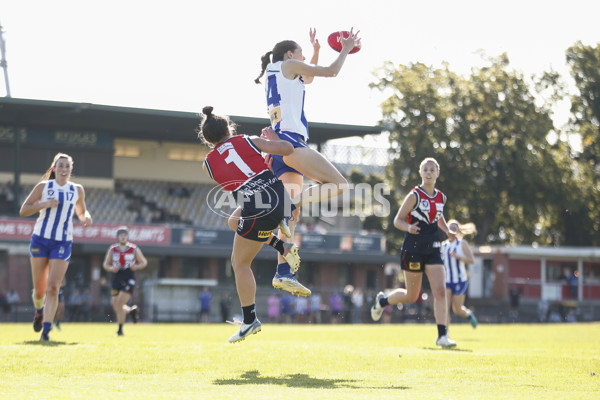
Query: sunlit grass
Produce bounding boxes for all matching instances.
[1,322,599,399]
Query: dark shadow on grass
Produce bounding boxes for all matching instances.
[22,340,78,346]
[421,347,473,352]
[214,370,409,390]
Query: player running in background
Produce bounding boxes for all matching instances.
[20,152,93,341]
[199,106,299,343]
[442,219,478,330]
[255,28,361,297]
[371,157,457,348]
[102,226,147,336]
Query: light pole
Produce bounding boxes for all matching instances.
[0,22,11,97]
[0,22,19,215]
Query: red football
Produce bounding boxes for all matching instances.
[327,31,361,54]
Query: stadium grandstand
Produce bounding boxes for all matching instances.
[1,98,599,324]
[0,97,397,323]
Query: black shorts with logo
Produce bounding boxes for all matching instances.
[400,231,443,272]
[400,250,443,272]
[112,269,136,295]
[235,179,287,242]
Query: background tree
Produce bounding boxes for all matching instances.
[371,54,574,246]
[566,41,600,245]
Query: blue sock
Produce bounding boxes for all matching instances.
[277,262,291,275]
[286,203,297,219]
[42,322,52,334]
[36,308,44,315]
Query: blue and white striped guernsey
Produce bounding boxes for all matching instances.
[442,239,468,285]
[264,61,309,141]
[32,180,79,241]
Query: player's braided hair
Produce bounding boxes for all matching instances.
[197,106,236,146]
[254,40,300,84]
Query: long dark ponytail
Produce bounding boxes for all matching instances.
[254,40,299,84]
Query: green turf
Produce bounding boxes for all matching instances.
[1,322,599,399]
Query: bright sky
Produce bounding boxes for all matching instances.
[1,0,599,145]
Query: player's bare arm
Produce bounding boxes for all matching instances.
[303,27,320,84]
[19,182,57,217]
[132,247,148,271]
[75,185,92,227]
[394,193,420,234]
[102,249,118,273]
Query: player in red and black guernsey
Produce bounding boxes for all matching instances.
[102,226,147,336]
[370,158,458,348]
[199,106,300,343]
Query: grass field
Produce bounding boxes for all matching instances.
[1,322,599,399]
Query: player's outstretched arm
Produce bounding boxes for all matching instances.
[303,27,320,84]
[283,28,360,79]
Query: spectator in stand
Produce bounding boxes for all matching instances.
[4,180,15,202]
[309,292,322,324]
[352,288,364,324]
[79,288,91,322]
[538,298,549,322]
[0,291,8,322]
[198,287,212,323]
[569,270,579,300]
[330,291,343,324]
[342,285,354,323]
[306,219,327,234]
[168,184,190,198]
[280,293,293,324]
[295,295,308,323]
[219,294,231,323]
[267,292,280,323]
[68,289,81,322]
[6,289,20,318]
[151,209,167,223]
[382,303,392,324]
[134,212,145,224]
[509,286,522,322]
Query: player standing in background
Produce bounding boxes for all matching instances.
[255,28,361,297]
[371,157,457,348]
[20,152,93,341]
[199,106,298,343]
[442,219,478,329]
[102,226,147,336]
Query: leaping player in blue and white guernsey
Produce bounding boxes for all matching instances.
[442,219,478,330]
[20,153,93,341]
[199,106,301,343]
[370,157,458,348]
[103,226,148,336]
[255,28,361,300]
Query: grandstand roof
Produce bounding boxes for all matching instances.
[0,97,382,145]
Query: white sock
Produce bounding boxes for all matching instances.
[32,291,45,310]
